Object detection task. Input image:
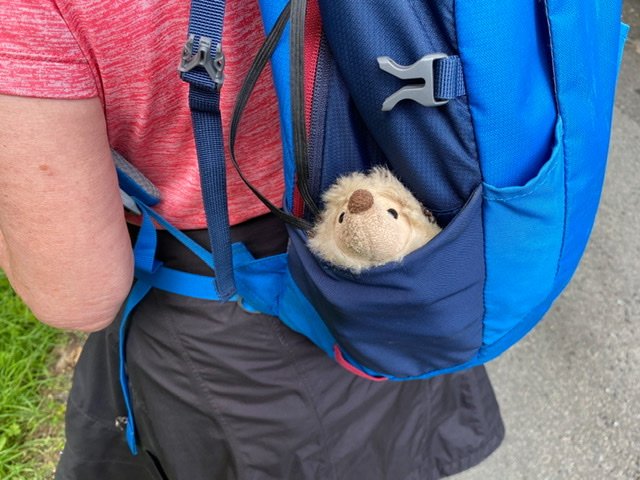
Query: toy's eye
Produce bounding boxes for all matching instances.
[387,208,398,219]
[338,212,345,223]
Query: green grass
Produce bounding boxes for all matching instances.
[0,271,75,480]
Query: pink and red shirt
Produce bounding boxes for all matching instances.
[0,0,285,228]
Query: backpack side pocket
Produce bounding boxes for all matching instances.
[287,186,484,379]
[481,118,565,347]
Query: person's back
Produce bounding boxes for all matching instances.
[0,1,504,478]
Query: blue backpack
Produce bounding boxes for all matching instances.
[115,0,629,455]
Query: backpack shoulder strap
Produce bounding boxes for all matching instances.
[179,0,236,300]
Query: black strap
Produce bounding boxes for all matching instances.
[229,2,314,231]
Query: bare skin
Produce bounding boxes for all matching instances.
[0,94,133,331]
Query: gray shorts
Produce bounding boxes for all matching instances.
[55,215,504,480]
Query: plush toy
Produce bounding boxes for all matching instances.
[308,167,442,273]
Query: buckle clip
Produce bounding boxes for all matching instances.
[377,53,449,111]
[119,189,141,215]
[179,35,225,90]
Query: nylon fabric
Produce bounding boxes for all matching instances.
[397,285,560,382]
[132,251,287,318]
[454,2,557,188]
[458,2,623,362]
[233,252,288,317]
[56,221,504,479]
[475,287,557,367]
[118,207,293,456]
[257,0,296,210]
[228,2,313,231]
[181,0,236,299]
[119,206,165,454]
[286,186,485,378]
[56,322,171,480]
[189,90,236,299]
[545,1,625,297]
[618,24,630,67]
[136,202,215,270]
[290,0,320,216]
[308,49,387,206]
[306,36,332,204]
[134,267,223,301]
[130,202,289,314]
[316,0,480,219]
[132,209,161,274]
[434,56,466,100]
[112,151,161,206]
[114,0,624,401]
[118,279,153,455]
[481,120,565,346]
[279,271,338,358]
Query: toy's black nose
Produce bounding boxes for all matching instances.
[348,189,374,214]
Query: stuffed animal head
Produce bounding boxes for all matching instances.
[308,167,441,273]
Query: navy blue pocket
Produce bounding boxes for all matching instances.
[288,185,485,378]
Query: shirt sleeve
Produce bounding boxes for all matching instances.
[0,0,98,99]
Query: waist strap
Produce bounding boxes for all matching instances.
[135,266,221,301]
[119,198,286,454]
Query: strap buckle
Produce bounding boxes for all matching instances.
[119,189,141,215]
[377,53,449,111]
[179,34,225,90]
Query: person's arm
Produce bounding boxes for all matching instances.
[0,94,133,331]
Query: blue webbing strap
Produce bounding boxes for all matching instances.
[434,56,465,100]
[179,0,236,301]
[118,205,161,455]
[118,280,152,456]
[132,207,160,272]
[136,201,215,270]
[135,266,219,301]
[118,198,268,454]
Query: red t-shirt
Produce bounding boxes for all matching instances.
[0,0,285,229]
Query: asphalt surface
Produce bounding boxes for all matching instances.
[452,4,640,480]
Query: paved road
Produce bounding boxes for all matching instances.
[452,4,640,480]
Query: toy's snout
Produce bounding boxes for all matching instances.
[347,189,374,214]
[337,188,407,264]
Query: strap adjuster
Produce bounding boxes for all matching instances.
[179,34,225,90]
[377,53,449,111]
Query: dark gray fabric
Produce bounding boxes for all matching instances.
[56,216,504,480]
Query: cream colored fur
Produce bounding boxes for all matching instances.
[308,167,441,273]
